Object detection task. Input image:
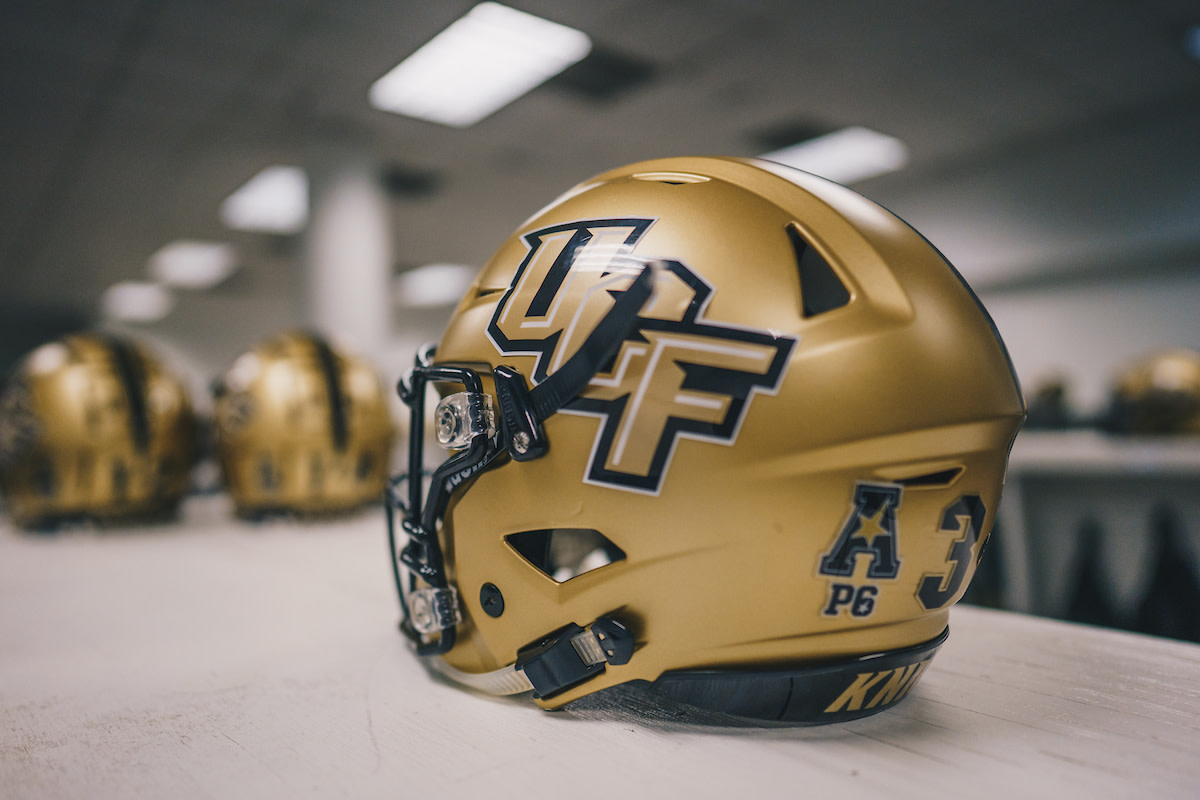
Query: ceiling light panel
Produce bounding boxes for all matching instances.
[147,240,237,290]
[101,281,175,323]
[1186,25,1200,63]
[219,165,308,234]
[394,263,478,308]
[369,3,592,128]
[760,126,910,185]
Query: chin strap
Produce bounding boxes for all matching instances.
[429,617,634,700]
[427,657,534,696]
[490,259,658,462]
[390,261,660,657]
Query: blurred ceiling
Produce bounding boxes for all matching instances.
[3,0,1200,335]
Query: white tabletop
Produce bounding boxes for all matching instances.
[3,496,1199,799]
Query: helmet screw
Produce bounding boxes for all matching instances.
[480,582,505,618]
[512,431,530,455]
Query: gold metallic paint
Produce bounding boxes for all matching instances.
[425,157,1024,708]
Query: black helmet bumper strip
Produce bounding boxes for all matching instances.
[646,627,948,724]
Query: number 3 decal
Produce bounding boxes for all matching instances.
[917,495,987,611]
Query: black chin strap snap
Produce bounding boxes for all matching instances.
[516,618,635,699]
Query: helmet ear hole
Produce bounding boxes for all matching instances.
[505,528,626,583]
[891,466,964,488]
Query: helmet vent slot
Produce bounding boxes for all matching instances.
[788,223,850,318]
[631,171,709,185]
[893,467,963,488]
[505,528,626,583]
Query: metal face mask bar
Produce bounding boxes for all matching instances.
[386,260,658,657]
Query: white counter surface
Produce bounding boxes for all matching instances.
[3,497,1199,799]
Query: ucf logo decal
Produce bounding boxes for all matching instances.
[487,218,795,494]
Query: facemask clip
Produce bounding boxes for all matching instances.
[407,586,463,635]
[493,366,547,461]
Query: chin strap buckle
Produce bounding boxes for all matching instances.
[515,617,634,699]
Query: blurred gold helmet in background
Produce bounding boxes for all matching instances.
[0,333,197,529]
[387,156,1025,722]
[1104,348,1200,434]
[213,330,394,518]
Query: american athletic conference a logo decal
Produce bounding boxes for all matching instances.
[486,218,797,494]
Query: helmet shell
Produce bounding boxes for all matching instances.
[1104,348,1200,434]
[0,333,196,528]
[430,157,1025,708]
[213,331,394,517]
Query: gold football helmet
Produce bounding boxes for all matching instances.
[213,331,395,518]
[386,157,1024,722]
[0,333,196,529]
[1103,348,1200,434]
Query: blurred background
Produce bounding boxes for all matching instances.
[2,1,1199,637]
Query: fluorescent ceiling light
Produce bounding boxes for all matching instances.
[369,3,592,127]
[147,240,238,290]
[219,165,308,234]
[760,126,910,184]
[394,263,478,308]
[1186,25,1200,62]
[101,281,175,323]
[26,342,70,375]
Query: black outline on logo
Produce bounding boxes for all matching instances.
[486,218,654,383]
[486,218,797,494]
